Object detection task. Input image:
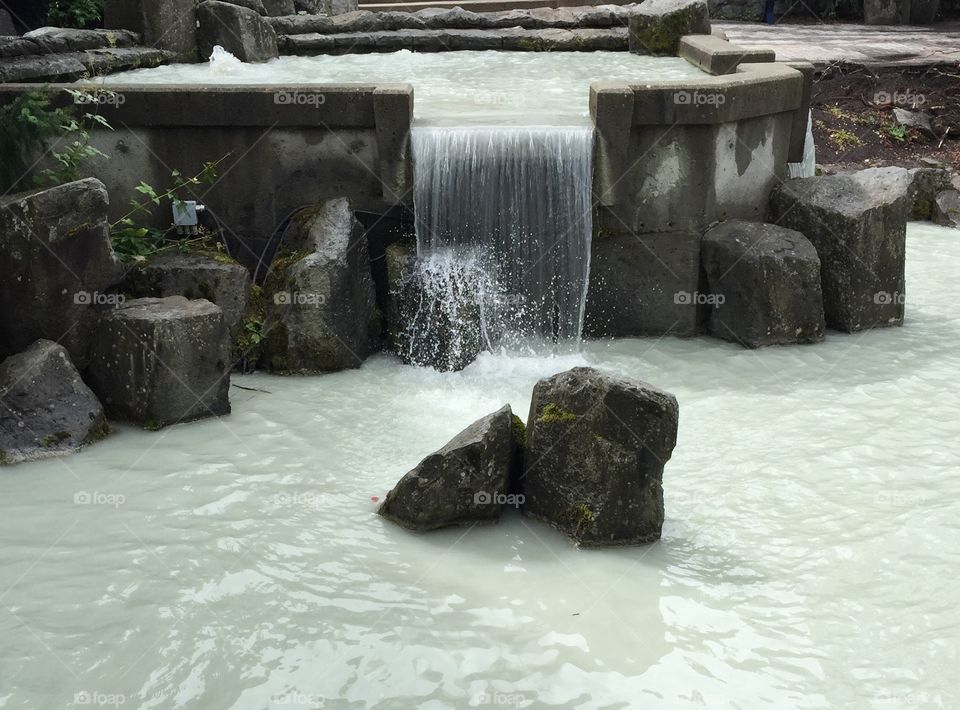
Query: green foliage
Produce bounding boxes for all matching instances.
[0,90,111,193]
[110,158,228,262]
[44,0,105,29]
[883,122,911,142]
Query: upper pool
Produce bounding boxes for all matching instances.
[88,49,705,125]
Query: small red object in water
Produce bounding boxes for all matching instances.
[371,496,379,502]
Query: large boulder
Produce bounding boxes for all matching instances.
[769,167,909,332]
[933,190,960,228]
[523,367,679,547]
[628,0,710,56]
[385,243,483,372]
[261,198,379,373]
[0,178,123,368]
[197,0,279,63]
[86,297,231,428]
[702,220,825,347]
[378,405,523,531]
[0,340,108,465]
[123,252,252,338]
[104,0,198,59]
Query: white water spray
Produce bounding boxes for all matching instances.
[410,125,594,353]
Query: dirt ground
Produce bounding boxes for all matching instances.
[810,63,960,171]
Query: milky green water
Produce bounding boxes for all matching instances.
[89,49,705,125]
[1,223,958,709]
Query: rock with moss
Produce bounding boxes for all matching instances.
[0,178,123,368]
[523,367,679,546]
[0,340,108,465]
[628,0,710,56]
[123,251,252,338]
[86,296,231,428]
[384,242,483,372]
[261,198,380,373]
[378,405,523,531]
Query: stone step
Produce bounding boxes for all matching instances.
[280,25,627,52]
[360,0,609,11]
[269,4,635,35]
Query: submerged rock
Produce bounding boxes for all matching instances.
[385,243,483,373]
[197,0,279,62]
[261,198,380,373]
[523,367,679,546]
[0,340,108,465]
[628,0,710,56]
[86,297,231,429]
[702,220,825,347]
[378,405,522,531]
[123,251,252,338]
[769,167,909,332]
[933,190,960,228]
[0,178,122,368]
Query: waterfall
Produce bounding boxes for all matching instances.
[409,125,594,355]
[787,110,816,179]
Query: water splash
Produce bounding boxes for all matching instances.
[410,125,594,358]
[209,46,242,73]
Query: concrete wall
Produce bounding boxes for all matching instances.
[0,83,413,270]
[585,60,809,338]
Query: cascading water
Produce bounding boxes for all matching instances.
[406,125,594,363]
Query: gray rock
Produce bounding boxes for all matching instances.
[79,46,174,75]
[0,53,88,82]
[220,0,268,14]
[378,405,522,531]
[262,198,379,373]
[123,252,252,337]
[907,167,953,220]
[910,0,940,22]
[294,0,323,11]
[584,230,703,338]
[769,168,909,332]
[0,9,15,36]
[702,220,825,347]
[384,243,482,373]
[261,0,297,16]
[0,340,108,466]
[416,7,491,29]
[197,0,279,63]
[523,367,679,547]
[864,0,909,23]
[628,0,710,56]
[267,14,334,34]
[87,297,231,428]
[22,28,140,52]
[0,179,122,368]
[0,37,38,58]
[104,0,198,59]
[322,0,358,15]
[933,190,960,228]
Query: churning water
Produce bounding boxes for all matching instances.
[2,224,959,708]
[411,126,594,349]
